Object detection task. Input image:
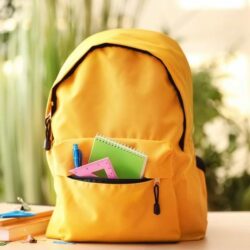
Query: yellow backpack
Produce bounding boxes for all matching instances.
[44,29,207,242]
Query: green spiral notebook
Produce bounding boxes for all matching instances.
[88,135,148,179]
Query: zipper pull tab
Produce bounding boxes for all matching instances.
[153,178,160,215]
[44,114,52,150]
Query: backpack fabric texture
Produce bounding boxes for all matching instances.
[44,29,207,242]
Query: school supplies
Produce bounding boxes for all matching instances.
[0,210,35,218]
[0,203,53,241]
[0,204,53,227]
[89,135,148,179]
[25,234,37,243]
[69,157,118,179]
[73,144,82,167]
[0,217,50,241]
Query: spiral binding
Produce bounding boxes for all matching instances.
[95,134,147,159]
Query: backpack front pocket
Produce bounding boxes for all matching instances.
[46,138,180,242]
[46,175,180,242]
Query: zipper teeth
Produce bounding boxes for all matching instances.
[44,114,52,150]
[68,175,152,184]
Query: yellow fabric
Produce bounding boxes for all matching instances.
[45,29,207,242]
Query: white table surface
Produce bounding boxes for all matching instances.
[2,212,250,250]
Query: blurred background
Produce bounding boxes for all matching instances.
[0,0,249,210]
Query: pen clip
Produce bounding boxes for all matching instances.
[17,197,31,211]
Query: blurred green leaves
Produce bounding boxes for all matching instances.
[193,66,223,148]
[193,63,250,211]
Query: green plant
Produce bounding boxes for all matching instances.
[193,63,250,211]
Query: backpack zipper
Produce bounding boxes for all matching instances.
[47,44,186,151]
[153,178,160,215]
[44,114,52,150]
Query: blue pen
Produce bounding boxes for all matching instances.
[73,144,82,168]
[0,210,35,218]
